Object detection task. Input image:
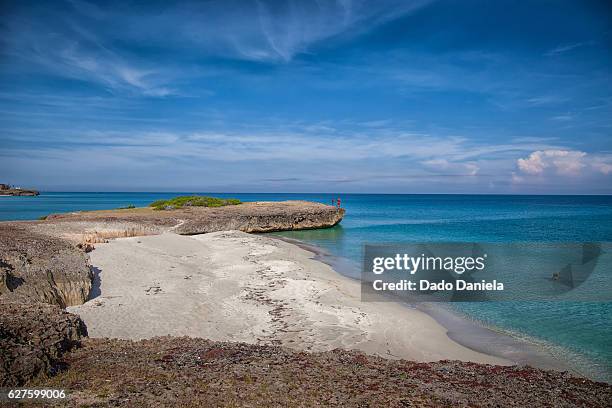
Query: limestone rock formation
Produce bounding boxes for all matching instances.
[0,299,87,386]
[173,201,346,234]
[32,200,345,242]
[0,225,92,307]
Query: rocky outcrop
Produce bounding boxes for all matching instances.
[0,225,92,307]
[173,201,345,234]
[32,201,345,242]
[0,227,91,387]
[0,299,87,386]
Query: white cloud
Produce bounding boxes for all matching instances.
[515,149,612,184]
[517,150,586,176]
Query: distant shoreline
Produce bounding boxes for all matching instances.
[0,183,39,196]
[0,189,39,196]
[7,190,612,196]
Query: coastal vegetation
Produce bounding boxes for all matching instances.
[149,195,241,210]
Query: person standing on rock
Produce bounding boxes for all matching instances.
[332,198,335,206]
[337,197,341,208]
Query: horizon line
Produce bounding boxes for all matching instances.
[23,191,612,197]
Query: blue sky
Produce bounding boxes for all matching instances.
[0,0,611,193]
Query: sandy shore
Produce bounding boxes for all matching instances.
[68,231,508,365]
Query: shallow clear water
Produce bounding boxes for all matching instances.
[2,192,611,380]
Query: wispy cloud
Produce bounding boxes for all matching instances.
[2,31,175,97]
[1,0,435,95]
[544,41,594,56]
[0,122,565,178]
[525,95,570,107]
[1,3,186,96]
[550,114,574,121]
[156,0,434,63]
[57,44,176,96]
[245,0,433,62]
[421,158,479,176]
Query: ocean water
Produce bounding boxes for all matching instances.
[2,192,611,381]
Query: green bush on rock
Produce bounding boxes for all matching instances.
[149,196,241,210]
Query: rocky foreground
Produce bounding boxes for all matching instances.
[0,299,87,386]
[2,297,610,407]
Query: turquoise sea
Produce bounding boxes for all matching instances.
[2,192,611,381]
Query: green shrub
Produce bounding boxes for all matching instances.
[149,196,242,210]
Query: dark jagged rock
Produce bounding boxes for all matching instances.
[0,225,92,307]
[0,299,87,386]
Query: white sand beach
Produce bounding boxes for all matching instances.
[68,231,509,365]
